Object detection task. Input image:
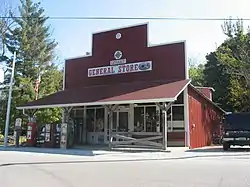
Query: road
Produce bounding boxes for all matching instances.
[0,150,250,187]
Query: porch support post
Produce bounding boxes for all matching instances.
[105,104,118,150]
[60,107,73,149]
[109,108,113,150]
[163,104,167,150]
[156,102,173,150]
[83,106,87,144]
[183,87,190,147]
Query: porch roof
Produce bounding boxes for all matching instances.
[17,79,191,110]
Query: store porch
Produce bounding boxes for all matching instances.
[17,79,191,151]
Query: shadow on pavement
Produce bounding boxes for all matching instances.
[0,145,169,156]
[186,146,250,153]
[0,146,96,156]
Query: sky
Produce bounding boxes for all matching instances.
[1,0,250,81]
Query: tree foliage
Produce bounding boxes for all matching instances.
[203,52,232,111]
[0,0,63,132]
[188,58,205,86]
[203,19,250,112]
[217,20,250,87]
[188,19,250,112]
[0,1,14,57]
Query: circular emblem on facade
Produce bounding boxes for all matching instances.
[138,62,151,71]
[116,33,122,39]
[114,50,122,60]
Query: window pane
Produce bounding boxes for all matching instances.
[167,108,172,130]
[172,106,184,121]
[118,112,128,132]
[112,112,117,131]
[75,109,84,117]
[134,107,144,132]
[145,106,156,132]
[95,108,104,132]
[86,109,95,132]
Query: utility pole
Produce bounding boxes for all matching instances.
[3,51,16,147]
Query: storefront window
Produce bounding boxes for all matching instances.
[134,107,144,132]
[167,108,172,131]
[112,112,117,131]
[172,106,184,121]
[95,108,104,132]
[75,109,84,118]
[118,112,128,132]
[172,106,184,131]
[145,106,157,132]
[86,109,95,132]
[86,108,105,132]
[134,106,159,132]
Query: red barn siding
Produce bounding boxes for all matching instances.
[188,87,222,149]
[65,24,186,89]
[195,87,213,100]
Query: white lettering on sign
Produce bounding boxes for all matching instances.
[88,61,152,77]
[110,59,126,65]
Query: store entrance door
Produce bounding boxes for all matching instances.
[73,118,86,145]
[110,106,130,142]
[113,111,129,132]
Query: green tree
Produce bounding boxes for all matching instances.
[188,58,205,86]
[203,19,250,112]
[35,65,63,124]
[218,19,250,88]
[216,19,250,112]
[0,1,14,57]
[203,52,233,112]
[189,64,204,86]
[0,1,15,132]
[1,0,62,131]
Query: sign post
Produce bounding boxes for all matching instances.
[2,51,16,147]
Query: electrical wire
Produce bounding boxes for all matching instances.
[0,16,249,21]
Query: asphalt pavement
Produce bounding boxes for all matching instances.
[0,146,250,187]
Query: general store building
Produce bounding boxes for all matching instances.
[17,23,225,150]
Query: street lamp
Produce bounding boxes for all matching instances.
[0,52,16,147]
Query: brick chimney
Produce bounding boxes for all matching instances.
[195,87,215,101]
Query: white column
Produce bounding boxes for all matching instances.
[156,105,161,133]
[108,109,113,150]
[4,52,16,147]
[83,106,87,144]
[60,109,68,149]
[162,103,168,150]
[129,104,134,132]
[104,106,108,144]
[184,87,190,147]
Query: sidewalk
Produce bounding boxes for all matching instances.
[0,146,250,166]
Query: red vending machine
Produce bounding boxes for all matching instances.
[26,122,37,147]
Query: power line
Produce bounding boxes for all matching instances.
[0,16,249,21]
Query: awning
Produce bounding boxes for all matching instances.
[17,79,191,109]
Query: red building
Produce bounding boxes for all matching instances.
[17,23,225,149]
